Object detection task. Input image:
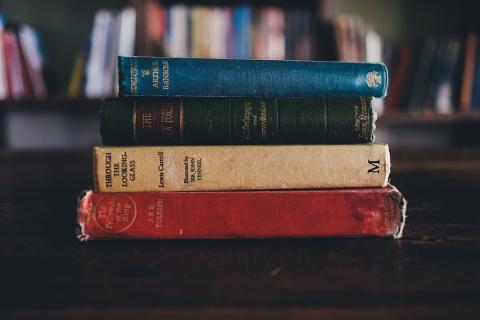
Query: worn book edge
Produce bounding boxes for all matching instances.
[76,185,407,241]
[391,185,407,239]
[76,190,91,242]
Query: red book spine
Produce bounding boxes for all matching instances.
[77,185,406,241]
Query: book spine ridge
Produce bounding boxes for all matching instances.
[100,96,376,145]
[391,186,407,239]
[93,144,390,192]
[76,190,92,242]
[76,186,406,240]
[118,56,388,97]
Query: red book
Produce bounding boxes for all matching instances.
[77,185,406,240]
[3,30,25,99]
[16,29,34,99]
[385,45,413,112]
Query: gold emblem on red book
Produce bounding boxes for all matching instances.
[94,194,137,233]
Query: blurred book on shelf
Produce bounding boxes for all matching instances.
[84,8,136,99]
[80,3,314,98]
[317,13,479,116]
[374,33,471,116]
[67,53,86,98]
[400,37,463,115]
[135,3,313,60]
[460,33,477,112]
[0,14,46,101]
[1,0,478,119]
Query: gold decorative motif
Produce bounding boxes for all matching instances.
[366,71,382,88]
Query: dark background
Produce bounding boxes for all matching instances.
[1,1,480,319]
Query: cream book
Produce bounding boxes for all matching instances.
[93,144,390,192]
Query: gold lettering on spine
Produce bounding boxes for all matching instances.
[104,152,112,188]
[179,99,184,144]
[241,101,252,140]
[132,100,137,144]
[130,60,138,94]
[354,97,370,142]
[147,198,164,229]
[162,61,169,90]
[259,101,268,139]
[152,61,159,89]
[360,98,369,141]
[142,113,153,129]
[160,102,174,140]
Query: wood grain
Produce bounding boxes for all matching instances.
[0,149,479,318]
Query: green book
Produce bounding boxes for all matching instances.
[100,97,376,145]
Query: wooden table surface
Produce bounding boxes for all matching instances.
[1,148,479,319]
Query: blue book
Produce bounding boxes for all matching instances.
[470,39,480,109]
[233,6,252,59]
[118,56,388,97]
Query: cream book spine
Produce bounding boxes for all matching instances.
[93,144,390,192]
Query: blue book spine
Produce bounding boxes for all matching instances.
[118,56,388,97]
[470,40,480,109]
[233,7,243,59]
[243,7,252,59]
[233,6,251,59]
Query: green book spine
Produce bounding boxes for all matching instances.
[100,97,376,145]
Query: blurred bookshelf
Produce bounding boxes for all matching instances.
[0,98,101,112]
[0,0,479,149]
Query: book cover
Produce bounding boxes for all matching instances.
[103,11,120,98]
[385,45,413,112]
[295,11,313,60]
[425,39,447,110]
[77,185,406,240]
[67,53,86,98]
[233,5,252,59]
[16,25,34,99]
[165,4,189,57]
[470,35,480,109]
[85,10,114,98]
[142,1,166,56]
[315,20,338,61]
[265,7,285,60]
[209,7,231,59]
[408,38,437,110]
[117,7,136,57]
[115,7,136,95]
[3,29,25,99]
[190,7,210,58]
[285,10,296,60]
[0,14,8,99]
[93,144,390,192]
[460,33,477,111]
[100,96,376,146]
[18,24,47,99]
[252,8,267,59]
[118,56,388,98]
[435,38,462,114]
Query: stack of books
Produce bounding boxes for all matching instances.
[77,57,406,240]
